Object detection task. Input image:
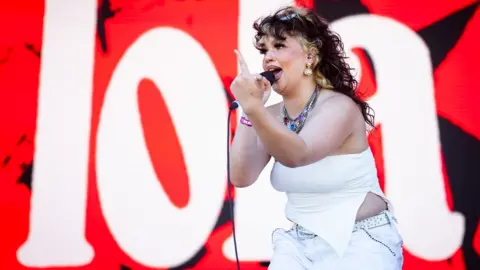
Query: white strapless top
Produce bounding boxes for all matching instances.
[270,147,392,257]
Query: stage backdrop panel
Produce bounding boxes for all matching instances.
[0,0,479,269]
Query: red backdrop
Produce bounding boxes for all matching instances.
[0,0,479,269]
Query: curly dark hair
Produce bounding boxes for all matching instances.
[253,6,375,129]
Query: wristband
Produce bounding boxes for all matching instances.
[240,116,252,127]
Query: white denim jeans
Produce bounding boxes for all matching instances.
[269,211,404,270]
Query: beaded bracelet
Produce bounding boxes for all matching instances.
[240,116,252,127]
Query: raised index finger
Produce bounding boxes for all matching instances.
[234,49,250,74]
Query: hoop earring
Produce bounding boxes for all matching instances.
[303,64,313,76]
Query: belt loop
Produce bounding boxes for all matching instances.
[383,211,390,222]
[385,210,398,225]
[295,224,300,239]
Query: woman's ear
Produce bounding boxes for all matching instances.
[307,46,320,67]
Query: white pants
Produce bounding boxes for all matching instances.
[269,212,404,270]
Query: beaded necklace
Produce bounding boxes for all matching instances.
[281,86,319,134]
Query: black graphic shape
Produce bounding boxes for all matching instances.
[97,0,122,53]
[439,116,480,270]
[418,3,479,69]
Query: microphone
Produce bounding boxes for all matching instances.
[260,70,275,85]
[229,71,275,110]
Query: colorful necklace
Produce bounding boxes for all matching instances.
[281,86,319,134]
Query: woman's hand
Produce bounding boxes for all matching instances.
[230,49,271,113]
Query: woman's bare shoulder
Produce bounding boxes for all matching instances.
[315,90,360,116]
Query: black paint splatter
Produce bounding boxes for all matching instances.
[2,156,11,167]
[25,43,41,58]
[16,134,27,145]
[17,162,33,190]
[97,0,122,53]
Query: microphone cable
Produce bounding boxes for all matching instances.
[226,71,274,270]
[227,101,241,270]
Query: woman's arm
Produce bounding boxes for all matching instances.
[229,106,280,187]
[244,94,359,168]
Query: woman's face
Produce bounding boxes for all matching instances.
[259,34,311,95]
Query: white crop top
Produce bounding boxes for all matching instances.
[270,147,392,257]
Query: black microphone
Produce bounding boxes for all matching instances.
[260,70,276,86]
[229,71,275,110]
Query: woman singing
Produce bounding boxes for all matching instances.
[230,6,404,270]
